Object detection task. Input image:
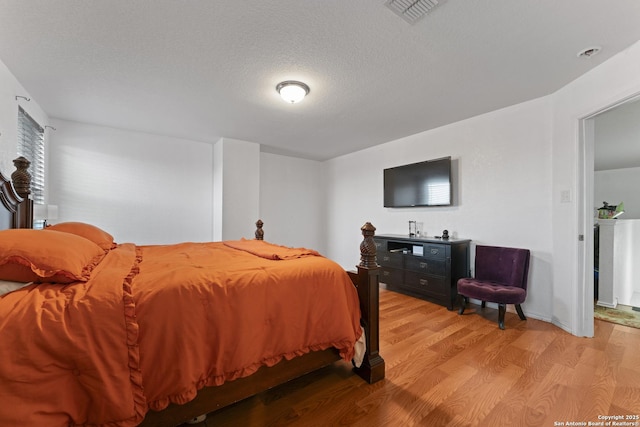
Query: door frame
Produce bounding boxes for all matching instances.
[577,92,640,337]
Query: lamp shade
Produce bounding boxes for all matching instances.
[276,81,310,103]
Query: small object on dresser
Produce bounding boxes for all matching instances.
[408,220,416,237]
[442,230,449,240]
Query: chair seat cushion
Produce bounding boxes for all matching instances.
[457,278,526,304]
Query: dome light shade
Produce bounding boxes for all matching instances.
[276,81,310,103]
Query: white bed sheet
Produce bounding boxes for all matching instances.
[0,280,32,297]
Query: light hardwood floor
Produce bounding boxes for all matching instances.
[183,288,640,427]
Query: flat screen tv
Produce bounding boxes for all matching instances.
[384,157,452,207]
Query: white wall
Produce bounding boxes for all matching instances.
[48,119,214,245]
[324,97,554,322]
[595,167,640,219]
[259,152,325,252]
[212,138,260,241]
[0,60,48,179]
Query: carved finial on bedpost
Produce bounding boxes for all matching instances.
[359,222,377,268]
[255,219,264,240]
[11,156,31,198]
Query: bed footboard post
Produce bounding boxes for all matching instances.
[11,157,33,229]
[349,222,385,384]
[255,219,264,240]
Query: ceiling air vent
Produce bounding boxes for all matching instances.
[385,0,444,24]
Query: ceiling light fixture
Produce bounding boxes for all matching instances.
[276,81,310,104]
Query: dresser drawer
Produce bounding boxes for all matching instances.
[378,252,403,269]
[423,244,447,260]
[404,271,447,297]
[379,266,403,286]
[404,256,446,276]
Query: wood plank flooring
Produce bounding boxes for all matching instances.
[183,289,640,427]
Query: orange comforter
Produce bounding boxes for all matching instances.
[0,241,362,426]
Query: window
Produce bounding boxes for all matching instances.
[17,106,45,204]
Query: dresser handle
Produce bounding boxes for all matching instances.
[431,248,439,255]
[383,256,390,262]
[420,279,428,286]
[419,262,427,269]
[383,271,390,276]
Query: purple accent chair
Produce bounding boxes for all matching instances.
[457,245,530,329]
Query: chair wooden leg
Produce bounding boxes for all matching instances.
[498,304,506,330]
[458,295,466,315]
[515,304,526,321]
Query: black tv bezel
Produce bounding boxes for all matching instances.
[383,156,452,208]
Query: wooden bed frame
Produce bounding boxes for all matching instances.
[0,159,384,426]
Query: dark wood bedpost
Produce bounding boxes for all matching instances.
[348,222,385,384]
[11,157,33,229]
[255,219,264,240]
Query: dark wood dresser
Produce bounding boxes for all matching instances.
[374,234,471,310]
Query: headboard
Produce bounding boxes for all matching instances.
[0,157,33,230]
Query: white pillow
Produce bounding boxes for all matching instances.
[0,280,32,297]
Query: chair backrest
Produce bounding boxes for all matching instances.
[474,245,530,290]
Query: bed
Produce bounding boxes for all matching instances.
[0,159,384,427]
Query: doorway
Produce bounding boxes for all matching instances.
[579,93,640,332]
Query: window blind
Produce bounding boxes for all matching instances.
[17,107,45,204]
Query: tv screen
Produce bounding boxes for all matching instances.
[384,157,452,207]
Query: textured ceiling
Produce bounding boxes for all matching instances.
[1,0,639,161]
